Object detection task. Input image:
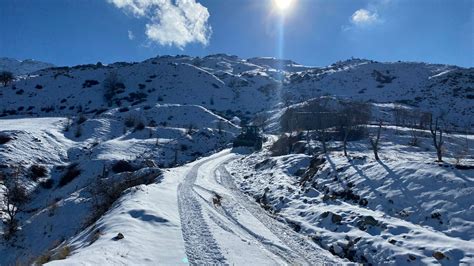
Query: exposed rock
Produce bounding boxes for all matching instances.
[364,216,378,226]
[433,251,445,260]
[113,232,124,241]
[320,211,330,218]
[359,198,368,206]
[331,213,343,224]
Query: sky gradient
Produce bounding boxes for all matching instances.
[0,0,472,67]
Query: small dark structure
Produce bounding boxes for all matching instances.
[233,126,263,150]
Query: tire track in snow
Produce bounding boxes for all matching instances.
[218,163,337,265]
[192,184,299,265]
[177,158,227,265]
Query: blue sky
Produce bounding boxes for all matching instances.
[0,0,472,67]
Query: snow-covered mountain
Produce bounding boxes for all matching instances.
[0,55,472,128]
[0,55,472,265]
[0,57,55,76]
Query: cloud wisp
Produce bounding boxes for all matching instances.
[108,0,212,48]
[351,9,379,26]
[128,30,135,40]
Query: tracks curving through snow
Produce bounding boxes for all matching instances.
[178,158,227,265]
[177,149,339,265]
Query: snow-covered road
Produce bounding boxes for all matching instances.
[46,149,340,265]
[178,149,339,265]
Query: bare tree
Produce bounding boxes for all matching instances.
[429,115,444,162]
[103,72,125,105]
[0,71,14,87]
[369,121,383,161]
[339,102,370,156]
[418,112,432,130]
[1,167,28,240]
[316,125,328,154]
[393,105,406,128]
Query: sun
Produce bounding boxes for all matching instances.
[274,0,294,11]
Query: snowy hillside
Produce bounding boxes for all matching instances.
[0,105,238,264]
[0,57,55,76]
[0,55,472,128]
[0,54,472,265]
[228,126,474,265]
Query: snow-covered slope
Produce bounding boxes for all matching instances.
[0,54,472,265]
[0,104,238,264]
[228,126,474,265]
[0,57,55,76]
[0,55,472,128]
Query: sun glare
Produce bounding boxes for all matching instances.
[274,0,294,11]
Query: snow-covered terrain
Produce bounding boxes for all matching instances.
[0,57,55,76]
[228,126,474,265]
[0,54,472,265]
[0,55,472,128]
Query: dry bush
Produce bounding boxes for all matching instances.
[86,169,160,228]
[1,167,29,240]
[35,245,71,264]
[103,72,125,104]
[29,164,48,181]
[124,115,137,128]
[58,163,81,187]
[55,246,71,260]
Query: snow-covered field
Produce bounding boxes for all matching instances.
[0,55,473,265]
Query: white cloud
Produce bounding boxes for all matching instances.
[128,30,135,40]
[351,9,379,26]
[108,0,212,48]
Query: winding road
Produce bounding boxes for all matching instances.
[177,149,339,265]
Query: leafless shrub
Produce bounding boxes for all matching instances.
[281,97,370,155]
[87,168,159,228]
[0,71,14,87]
[394,105,431,130]
[1,167,29,240]
[124,115,137,128]
[338,102,370,156]
[29,164,48,181]
[103,72,125,105]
